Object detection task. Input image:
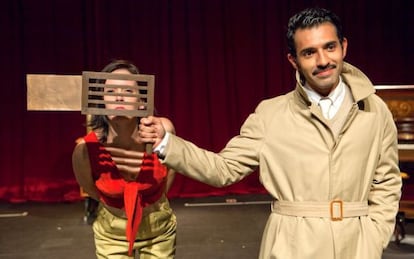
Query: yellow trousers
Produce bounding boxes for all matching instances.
[93,196,176,259]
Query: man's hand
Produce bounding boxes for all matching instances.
[139,116,167,147]
[104,146,144,182]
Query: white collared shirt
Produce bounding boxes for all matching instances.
[301,77,346,119]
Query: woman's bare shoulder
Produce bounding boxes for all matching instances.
[72,138,88,162]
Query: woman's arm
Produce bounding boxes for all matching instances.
[72,140,100,200]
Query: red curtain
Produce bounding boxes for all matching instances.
[1,0,412,202]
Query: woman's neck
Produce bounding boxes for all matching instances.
[106,117,142,150]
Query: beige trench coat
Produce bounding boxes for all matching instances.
[163,62,402,259]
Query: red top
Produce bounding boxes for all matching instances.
[84,131,167,256]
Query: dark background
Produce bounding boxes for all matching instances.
[1,0,412,202]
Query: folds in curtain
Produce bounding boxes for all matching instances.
[1,0,412,202]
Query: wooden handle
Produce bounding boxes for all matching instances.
[145,143,153,154]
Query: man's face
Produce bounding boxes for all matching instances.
[287,22,347,96]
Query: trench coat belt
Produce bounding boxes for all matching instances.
[271,200,369,221]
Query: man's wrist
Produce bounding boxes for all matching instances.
[154,132,170,159]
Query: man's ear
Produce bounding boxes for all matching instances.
[341,37,348,59]
[287,53,298,70]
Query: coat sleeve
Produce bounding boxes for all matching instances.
[162,107,267,187]
[368,102,402,248]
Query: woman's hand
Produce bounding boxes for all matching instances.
[104,146,144,182]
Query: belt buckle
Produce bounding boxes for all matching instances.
[330,200,343,221]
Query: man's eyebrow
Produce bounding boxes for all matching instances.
[299,47,316,55]
[324,40,338,47]
[299,40,339,55]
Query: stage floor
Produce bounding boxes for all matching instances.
[1,194,413,259]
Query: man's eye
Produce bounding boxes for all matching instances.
[125,89,134,93]
[327,43,336,51]
[105,89,114,93]
[303,50,313,57]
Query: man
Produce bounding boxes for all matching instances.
[138,7,401,259]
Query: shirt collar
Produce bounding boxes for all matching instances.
[301,77,345,107]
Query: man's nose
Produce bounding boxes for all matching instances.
[316,50,329,66]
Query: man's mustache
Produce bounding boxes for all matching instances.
[312,64,336,76]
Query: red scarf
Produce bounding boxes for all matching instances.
[84,132,167,256]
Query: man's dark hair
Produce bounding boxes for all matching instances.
[286,7,344,57]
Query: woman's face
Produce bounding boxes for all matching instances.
[103,68,141,112]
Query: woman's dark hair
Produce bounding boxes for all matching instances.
[89,59,140,142]
[286,7,344,58]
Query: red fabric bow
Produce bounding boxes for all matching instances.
[84,132,167,256]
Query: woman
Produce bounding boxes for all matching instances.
[72,60,176,258]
